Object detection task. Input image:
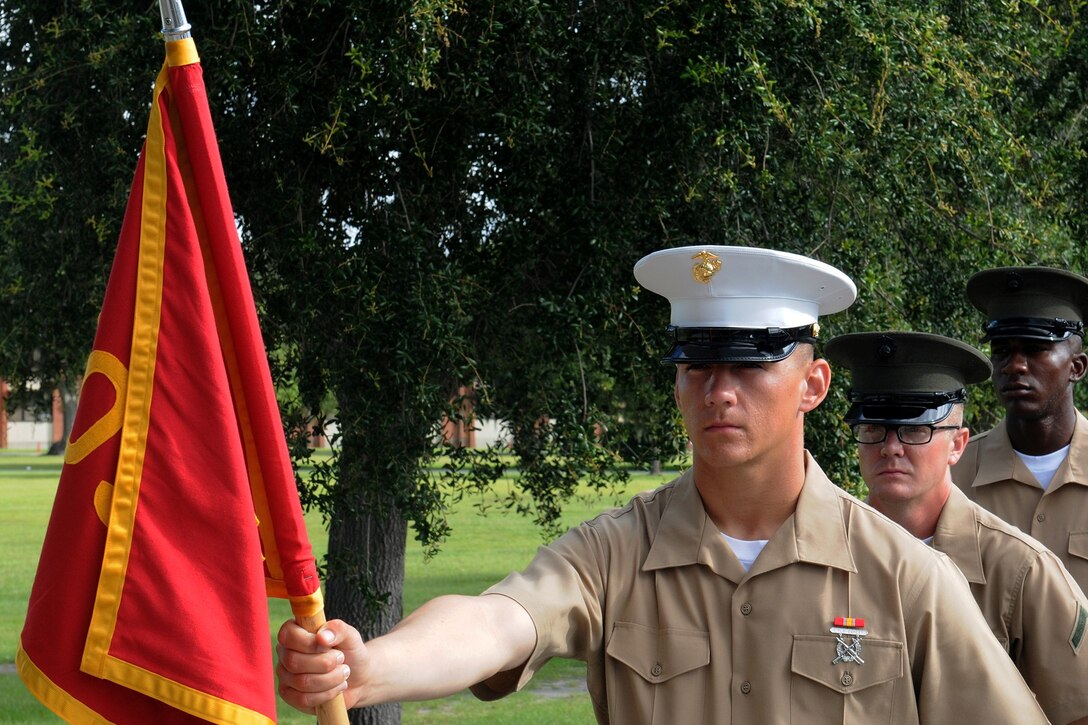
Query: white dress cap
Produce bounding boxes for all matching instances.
[634,245,857,329]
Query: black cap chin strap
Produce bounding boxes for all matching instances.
[670,324,819,349]
[848,389,967,407]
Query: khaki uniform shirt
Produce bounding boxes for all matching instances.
[476,454,1047,724]
[935,486,1088,724]
[952,411,1088,594]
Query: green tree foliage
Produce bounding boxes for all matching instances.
[2,2,1087,721]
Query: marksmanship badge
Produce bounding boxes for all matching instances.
[830,617,868,665]
[691,250,722,284]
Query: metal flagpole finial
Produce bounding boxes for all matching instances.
[160,0,192,41]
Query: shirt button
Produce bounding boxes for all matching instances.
[740,681,752,694]
[651,663,663,677]
[841,672,854,687]
[1037,513,1047,523]
[740,602,753,615]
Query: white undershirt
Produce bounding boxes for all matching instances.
[721,532,769,572]
[1014,444,1070,491]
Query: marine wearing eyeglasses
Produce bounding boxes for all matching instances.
[951,266,1088,600]
[827,330,1088,725]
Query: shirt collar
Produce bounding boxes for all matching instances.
[972,419,1029,486]
[932,486,985,584]
[643,452,857,578]
[1059,411,1088,490]
[973,412,1088,491]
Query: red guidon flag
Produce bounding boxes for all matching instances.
[17,37,325,723]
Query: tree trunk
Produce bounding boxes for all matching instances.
[325,495,408,725]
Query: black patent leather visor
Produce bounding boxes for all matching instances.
[662,325,817,364]
[982,317,1084,343]
[842,391,965,426]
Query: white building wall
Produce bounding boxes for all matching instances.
[474,418,509,448]
[6,421,54,451]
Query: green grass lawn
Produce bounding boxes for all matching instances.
[0,450,676,723]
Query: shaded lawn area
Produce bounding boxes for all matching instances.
[0,451,676,722]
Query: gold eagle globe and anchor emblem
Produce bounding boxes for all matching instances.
[691,250,722,284]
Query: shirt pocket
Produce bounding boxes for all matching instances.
[1069,531,1088,562]
[605,621,710,723]
[791,634,906,724]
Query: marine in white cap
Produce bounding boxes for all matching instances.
[952,266,1088,597]
[275,246,1046,723]
[634,245,855,363]
[828,330,1088,725]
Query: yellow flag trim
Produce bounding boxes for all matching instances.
[80,62,169,680]
[16,645,114,725]
[166,38,200,68]
[19,643,272,725]
[96,655,274,724]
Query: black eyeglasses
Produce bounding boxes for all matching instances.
[851,423,962,445]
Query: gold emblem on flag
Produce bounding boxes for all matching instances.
[691,250,722,284]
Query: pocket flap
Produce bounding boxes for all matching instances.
[1069,531,1088,561]
[606,621,710,684]
[792,635,904,694]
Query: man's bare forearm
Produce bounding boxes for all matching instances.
[355,593,536,707]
